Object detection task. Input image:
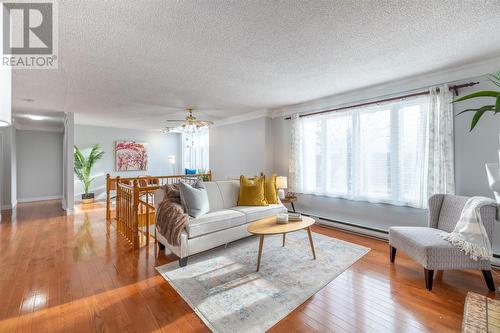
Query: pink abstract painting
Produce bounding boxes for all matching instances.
[115,141,148,171]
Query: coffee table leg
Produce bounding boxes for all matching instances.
[307,227,316,259]
[282,233,286,247]
[257,235,264,272]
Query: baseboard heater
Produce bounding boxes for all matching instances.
[294,210,500,268]
[298,212,388,240]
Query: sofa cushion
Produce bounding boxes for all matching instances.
[230,204,287,222]
[388,226,491,270]
[238,175,267,206]
[204,181,224,212]
[216,180,240,208]
[179,180,209,218]
[185,168,197,175]
[264,173,279,204]
[186,209,246,238]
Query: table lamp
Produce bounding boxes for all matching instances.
[276,176,288,200]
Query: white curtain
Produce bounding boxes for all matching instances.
[288,88,455,209]
[426,84,455,200]
[182,130,210,173]
[289,114,303,193]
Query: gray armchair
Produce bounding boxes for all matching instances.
[389,194,497,291]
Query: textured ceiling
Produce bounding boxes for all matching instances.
[12,0,500,130]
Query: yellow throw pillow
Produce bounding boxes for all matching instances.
[264,173,278,204]
[238,175,268,206]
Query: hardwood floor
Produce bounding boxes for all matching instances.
[0,200,498,332]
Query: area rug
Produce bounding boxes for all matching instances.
[156,231,369,333]
[462,292,500,333]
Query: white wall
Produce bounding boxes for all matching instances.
[0,66,11,126]
[454,81,500,197]
[209,117,274,180]
[1,126,16,209]
[16,130,63,202]
[74,125,181,200]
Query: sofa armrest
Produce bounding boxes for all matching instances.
[153,188,165,210]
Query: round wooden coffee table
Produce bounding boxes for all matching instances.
[247,215,316,271]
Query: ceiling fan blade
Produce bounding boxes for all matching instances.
[195,120,214,125]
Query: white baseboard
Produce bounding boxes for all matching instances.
[1,200,18,210]
[492,257,500,267]
[17,195,63,203]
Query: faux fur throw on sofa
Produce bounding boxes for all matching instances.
[155,184,189,246]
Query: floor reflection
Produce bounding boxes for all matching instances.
[73,213,97,261]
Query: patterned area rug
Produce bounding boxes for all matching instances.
[156,231,370,333]
[462,292,500,332]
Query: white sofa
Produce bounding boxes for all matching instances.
[154,180,287,266]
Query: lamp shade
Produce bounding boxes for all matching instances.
[168,155,176,165]
[0,67,12,127]
[276,176,288,189]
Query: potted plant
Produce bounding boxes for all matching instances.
[74,144,104,204]
[454,71,500,131]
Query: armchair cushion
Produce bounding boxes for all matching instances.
[389,226,491,270]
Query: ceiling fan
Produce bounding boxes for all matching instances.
[162,108,214,134]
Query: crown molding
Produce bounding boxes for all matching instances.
[270,55,500,119]
[212,109,271,127]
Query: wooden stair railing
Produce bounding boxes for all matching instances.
[108,172,212,248]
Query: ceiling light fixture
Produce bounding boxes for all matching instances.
[162,108,213,135]
[26,115,46,121]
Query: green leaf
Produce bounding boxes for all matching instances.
[453,91,500,103]
[470,110,487,131]
[74,145,104,194]
[488,77,500,89]
[456,105,495,116]
[490,70,500,83]
[496,96,500,113]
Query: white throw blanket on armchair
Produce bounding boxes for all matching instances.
[442,196,497,261]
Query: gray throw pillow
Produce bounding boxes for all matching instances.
[179,179,210,218]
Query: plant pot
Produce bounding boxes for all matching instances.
[81,193,95,204]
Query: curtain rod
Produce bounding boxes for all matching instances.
[284,81,479,120]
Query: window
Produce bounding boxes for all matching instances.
[297,96,429,208]
[182,130,209,172]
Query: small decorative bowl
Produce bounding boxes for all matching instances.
[276,213,289,224]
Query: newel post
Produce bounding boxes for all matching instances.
[105,173,111,221]
[133,179,140,249]
[116,176,121,227]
